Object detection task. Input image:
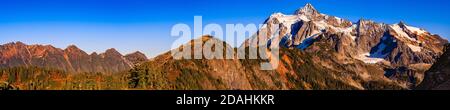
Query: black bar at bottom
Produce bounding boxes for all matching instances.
[0,90,448,109]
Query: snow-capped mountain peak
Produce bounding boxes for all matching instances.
[294,3,319,16]
[397,21,427,35]
[388,21,430,43]
[246,3,447,67]
[397,21,427,34]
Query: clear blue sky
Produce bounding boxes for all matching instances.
[0,0,449,57]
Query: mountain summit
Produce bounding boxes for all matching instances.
[242,3,448,88]
[294,3,319,16]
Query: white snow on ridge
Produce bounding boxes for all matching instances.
[312,20,357,41]
[407,44,422,52]
[298,15,310,21]
[260,24,267,29]
[343,24,357,41]
[270,12,284,18]
[405,25,426,35]
[278,15,299,30]
[334,16,342,21]
[390,24,417,41]
[334,16,342,24]
[269,12,313,37]
[268,13,297,38]
[344,24,357,33]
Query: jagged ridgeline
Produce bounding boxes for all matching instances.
[0,42,148,74]
[1,4,448,90]
[0,42,148,90]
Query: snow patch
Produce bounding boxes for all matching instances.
[343,25,357,41]
[314,20,328,31]
[349,35,357,41]
[313,20,357,41]
[342,24,357,33]
[356,53,386,64]
[315,20,356,33]
[407,44,422,52]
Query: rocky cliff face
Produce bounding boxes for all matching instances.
[0,42,147,73]
[417,44,450,90]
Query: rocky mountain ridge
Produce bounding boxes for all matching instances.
[0,41,148,73]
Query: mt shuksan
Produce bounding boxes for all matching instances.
[243,3,448,87]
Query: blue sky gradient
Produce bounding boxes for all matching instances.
[0,0,449,57]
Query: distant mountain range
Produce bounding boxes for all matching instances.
[0,3,448,90]
[0,41,148,73]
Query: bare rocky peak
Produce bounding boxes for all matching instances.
[64,45,89,56]
[125,51,148,65]
[125,51,147,59]
[65,45,82,52]
[104,48,122,56]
